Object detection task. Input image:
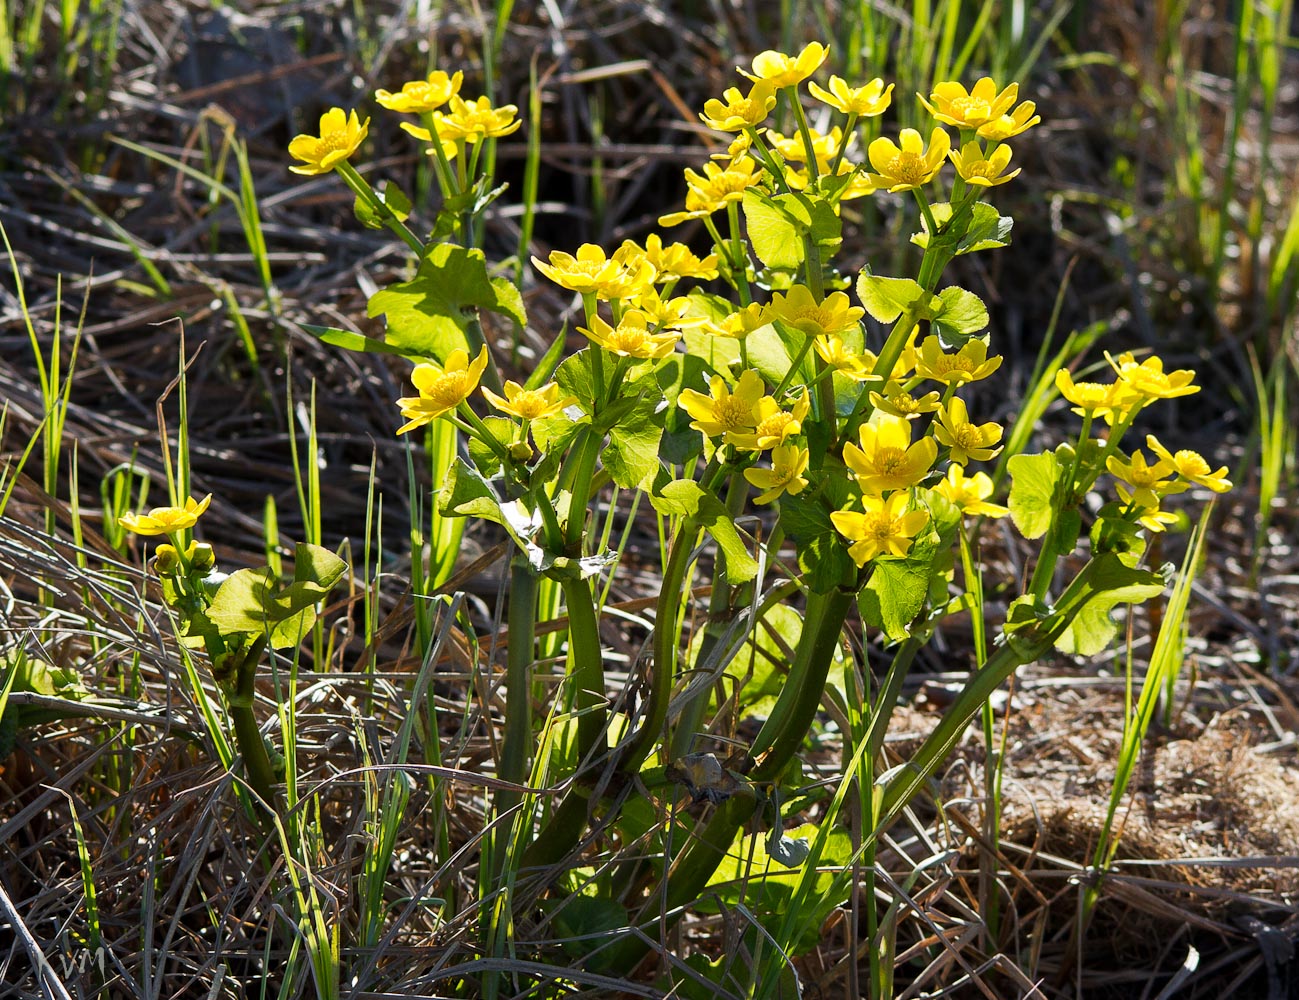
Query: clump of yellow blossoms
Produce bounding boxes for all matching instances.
[533,244,655,300]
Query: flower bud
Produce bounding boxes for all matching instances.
[188,542,216,573]
[152,544,180,575]
[509,441,534,462]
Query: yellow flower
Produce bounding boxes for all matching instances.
[1054,368,1137,422]
[831,492,930,565]
[948,141,1020,187]
[934,465,1009,518]
[616,234,719,281]
[920,78,1019,129]
[1145,435,1232,493]
[866,127,950,192]
[710,132,754,163]
[1108,352,1200,401]
[626,287,701,331]
[915,336,1002,386]
[660,158,761,226]
[977,101,1040,141]
[731,391,810,451]
[1106,449,1184,508]
[738,41,829,89]
[868,381,941,418]
[396,346,490,434]
[764,285,864,339]
[843,414,938,495]
[934,397,1004,464]
[705,302,769,340]
[375,70,463,113]
[288,108,368,175]
[677,369,766,444]
[700,80,778,132]
[399,118,460,160]
[120,495,212,536]
[808,76,894,116]
[766,126,844,165]
[436,95,522,143]
[744,444,810,504]
[581,311,680,359]
[814,334,877,382]
[481,380,575,421]
[533,243,656,299]
[1116,485,1179,533]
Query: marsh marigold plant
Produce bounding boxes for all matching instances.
[284,46,1231,999]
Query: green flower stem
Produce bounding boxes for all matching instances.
[605,586,855,975]
[913,189,940,245]
[743,127,792,194]
[494,557,539,858]
[747,587,855,778]
[564,427,603,550]
[829,112,858,176]
[874,568,1096,831]
[724,201,752,307]
[226,636,277,811]
[669,475,748,759]
[561,576,607,760]
[786,87,821,182]
[453,405,512,466]
[420,112,459,203]
[773,323,818,397]
[1028,406,1143,600]
[620,513,702,773]
[335,162,423,255]
[859,637,921,1000]
[840,309,922,441]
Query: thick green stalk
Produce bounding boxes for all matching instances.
[620,515,700,773]
[748,588,856,779]
[496,559,538,828]
[225,637,276,812]
[561,576,607,760]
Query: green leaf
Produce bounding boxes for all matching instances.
[690,604,804,719]
[649,478,705,517]
[292,542,348,590]
[931,286,989,343]
[742,189,807,270]
[438,457,508,525]
[855,272,937,323]
[858,559,931,642]
[910,202,1012,255]
[1007,452,1063,539]
[467,415,514,475]
[603,374,663,489]
[701,499,756,582]
[648,479,756,582]
[1054,554,1166,656]
[704,821,853,955]
[545,895,628,971]
[366,244,526,360]
[353,179,411,229]
[301,324,415,358]
[554,349,597,412]
[778,490,856,593]
[206,545,348,649]
[606,416,662,489]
